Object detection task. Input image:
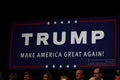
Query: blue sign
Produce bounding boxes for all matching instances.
[8,17,119,69]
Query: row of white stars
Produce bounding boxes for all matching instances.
[45,65,77,68]
[47,20,78,25]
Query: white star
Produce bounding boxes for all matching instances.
[67,20,70,24]
[61,21,64,24]
[74,20,77,23]
[73,65,77,68]
[66,65,69,68]
[45,65,48,68]
[59,65,62,68]
[54,21,57,24]
[52,65,55,68]
[47,22,50,25]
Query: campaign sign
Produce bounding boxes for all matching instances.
[8,17,119,69]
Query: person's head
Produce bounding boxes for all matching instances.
[9,73,17,80]
[89,77,97,80]
[115,69,120,80]
[42,72,52,80]
[75,69,84,80]
[61,77,70,80]
[60,75,70,80]
[24,71,32,80]
[60,75,66,80]
[93,68,102,79]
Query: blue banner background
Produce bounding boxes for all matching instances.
[9,17,118,69]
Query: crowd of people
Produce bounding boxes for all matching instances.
[8,68,120,80]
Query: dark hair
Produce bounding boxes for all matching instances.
[43,72,52,80]
[24,71,32,78]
